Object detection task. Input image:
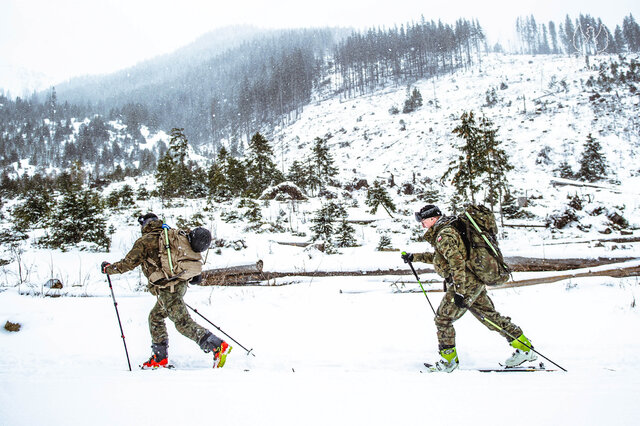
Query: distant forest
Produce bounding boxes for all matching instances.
[1,13,640,177]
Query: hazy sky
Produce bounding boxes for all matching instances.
[1,0,638,90]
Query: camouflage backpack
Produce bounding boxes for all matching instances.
[453,204,512,286]
[153,225,204,288]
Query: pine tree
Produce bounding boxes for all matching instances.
[309,137,338,193]
[245,132,284,197]
[335,220,357,248]
[155,128,191,201]
[12,188,53,230]
[365,180,396,217]
[40,166,110,251]
[442,111,486,204]
[555,160,574,179]
[479,115,512,213]
[310,202,347,245]
[402,86,423,113]
[286,160,309,191]
[577,133,607,182]
[376,235,393,251]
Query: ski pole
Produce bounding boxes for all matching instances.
[402,252,437,316]
[106,273,132,371]
[185,303,256,357]
[466,305,567,372]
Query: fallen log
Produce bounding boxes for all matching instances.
[415,263,640,292]
[201,261,264,286]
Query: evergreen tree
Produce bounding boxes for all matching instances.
[310,202,347,249]
[155,128,192,201]
[335,219,357,248]
[376,235,393,251]
[442,111,486,204]
[501,191,522,219]
[286,159,310,191]
[577,133,607,182]
[245,132,284,197]
[365,180,396,217]
[555,160,574,179]
[309,137,338,192]
[479,115,512,213]
[12,188,53,230]
[403,86,423,113]
[40,168,110,251]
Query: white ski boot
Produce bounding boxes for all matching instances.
[425,347,459,373]
[504,334,538,367]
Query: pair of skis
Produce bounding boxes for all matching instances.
[422,362,558,373]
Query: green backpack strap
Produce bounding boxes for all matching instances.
[162,224,174,275]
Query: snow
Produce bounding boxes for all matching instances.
[1,272,639,425]
[2,52,640,424]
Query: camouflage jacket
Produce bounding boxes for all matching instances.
[105,220,164,283]
[412,216,482,296]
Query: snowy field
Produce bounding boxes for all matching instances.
[1,267,639,425]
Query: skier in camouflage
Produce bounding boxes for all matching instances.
[101,213,231,369]
[402,205,536,372]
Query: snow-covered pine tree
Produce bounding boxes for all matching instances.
[555,159,574,179]
[365,180,396,217]
[335,219,357,248]
[311,202,347,250]
[245,132,284,198]
[577,133,607,182]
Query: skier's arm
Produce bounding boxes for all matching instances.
[106,239,145,275]
[435,228,467,291]
[412,252,434,263]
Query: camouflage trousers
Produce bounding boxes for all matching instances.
[435,286,523,350]
[149,282,208,345]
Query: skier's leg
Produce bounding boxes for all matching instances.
[161,282,210,345]
[469,289,523,342]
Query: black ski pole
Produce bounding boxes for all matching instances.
[106,273,132,371]
[466,305,567,372]
[402,252,437,316]
[185,303,255,357]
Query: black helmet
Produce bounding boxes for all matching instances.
[189,227,212,252]
[414,205,442,222]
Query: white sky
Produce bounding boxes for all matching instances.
[0,0,638,89]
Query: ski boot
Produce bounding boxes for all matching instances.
[504,334,538,367]
[213,341,232,368]
[425,347,459,373]
[141,340,170,369]
[199,332,232,368]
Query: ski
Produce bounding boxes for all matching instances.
[422,362,557,373]
[477,366,557,373]
[140,363,175,370]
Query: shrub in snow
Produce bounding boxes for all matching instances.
[376,235,393,251]
[547,207,579,229]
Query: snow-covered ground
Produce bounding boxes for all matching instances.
[1,269,639,425]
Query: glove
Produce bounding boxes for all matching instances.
[401,252,413,263]
[453,292,466,308]
[101,261,111,274]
